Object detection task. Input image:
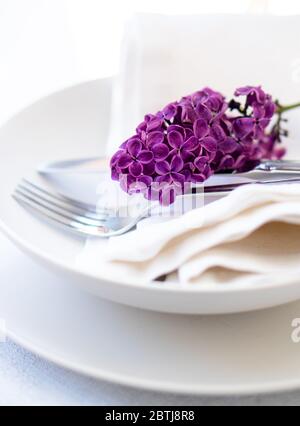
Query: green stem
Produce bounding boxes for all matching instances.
[277,102,300,114]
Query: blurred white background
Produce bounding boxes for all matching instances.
[0,0,299,127]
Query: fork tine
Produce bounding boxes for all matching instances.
[15,185,109,227]
[13,192,109,237]
[22,178,111,215]
[19,180,109,221]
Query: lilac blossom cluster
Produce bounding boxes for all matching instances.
[110,86,285,205]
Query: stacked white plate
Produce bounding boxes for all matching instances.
[1,79,300,396]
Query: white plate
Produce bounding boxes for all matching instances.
[2,231,300,396]
[1,79,300,315]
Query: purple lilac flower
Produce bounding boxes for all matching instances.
[155,155,185,186]
[111,85,294,205]
[116,138,154,178]
[167,127,198,162]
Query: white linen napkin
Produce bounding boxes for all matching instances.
[76,184,300,285]
[76,13,300,286]
[107,13,300,158]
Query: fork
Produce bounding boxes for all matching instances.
[12,177,300,238]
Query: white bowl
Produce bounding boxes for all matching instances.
[1,79,300,315]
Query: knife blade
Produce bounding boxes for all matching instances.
[38,157,300,176]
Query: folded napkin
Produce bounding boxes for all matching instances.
[107,13,300,158]
[76,184,300,285]
[77,13,300,287]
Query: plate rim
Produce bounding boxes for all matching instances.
[6,328,300,397]
[1,79,300,298]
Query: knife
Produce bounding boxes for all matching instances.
[38,157,300,176]
[38,157,109,174]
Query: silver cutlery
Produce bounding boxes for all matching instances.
[256,159,300,172]
[12,177,300,238]
[38,157,300,176]
[38,157,109,175]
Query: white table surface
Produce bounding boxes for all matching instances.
[1,0,300,406]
